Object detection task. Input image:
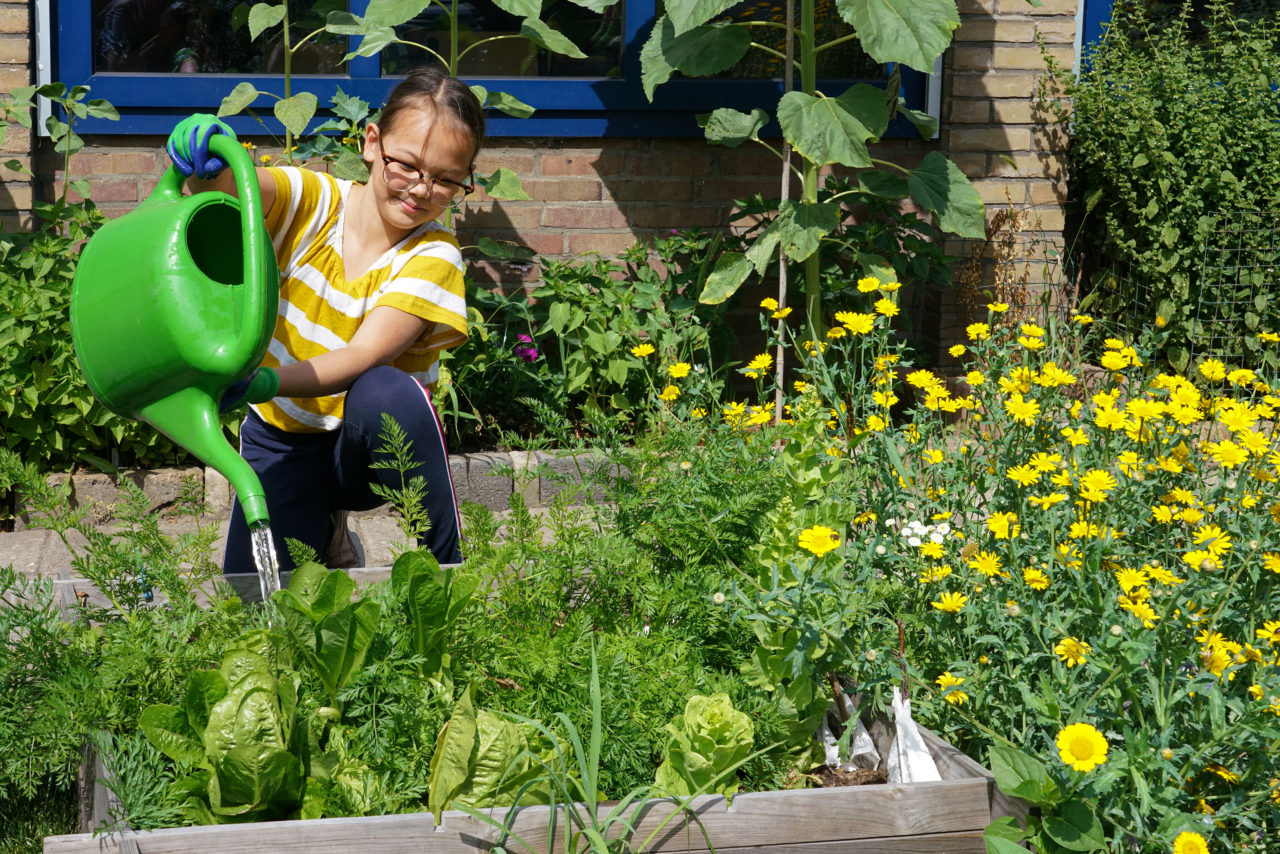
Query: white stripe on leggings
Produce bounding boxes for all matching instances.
[410,379,463,539]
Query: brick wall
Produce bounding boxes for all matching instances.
[1,0,1076,357]
[0,0,31,231]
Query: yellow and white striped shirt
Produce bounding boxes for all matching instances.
[252,167,468,433]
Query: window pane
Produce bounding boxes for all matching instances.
[380,0,623,77]
[657,0,883,79]
[94,0,348,74]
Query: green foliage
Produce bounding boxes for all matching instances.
[390,550,478,690]
[1067,0,1280,366]
[0,784,77,854]
[653,693,754,800]
[369,414,432,555]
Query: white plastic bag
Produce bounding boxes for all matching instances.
[885,686,941,783]
[819,695,880,770]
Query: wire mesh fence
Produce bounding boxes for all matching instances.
[1090,210,1280,370]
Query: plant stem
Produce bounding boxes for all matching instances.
[283,4,293,164]
[457,34,531,64]
[813,32,860,54]
[451,0,460,75]
[774,0,794,424]
[800,0,821,336]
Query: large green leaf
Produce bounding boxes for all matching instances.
[487,90,536,119]
[85,99,119,121]
[666,0,741,35]
[452,711,527,808]
[858,252,896,284]
[699,252,754,305]
[248,3,286,39]
[777,91,874,168]
[141,704,207,766]
[344,27,400,60]
[836,83,890,139]
[984,833,1032,854]
[665,21,751,78]
[217,82,260,118]
[745,200,842,273]
[287,561,331,609]
[700,108,768,148]
[896,95,938,138]
[640,17,676,100]
[564,0,620,11]
[316,599,381,698]
[520,18,587,57]
[333,150,370,182]
[907,150,985,238]
[275,92,318,137]
[362,0,430,27]
[477,167,531,200]
[185,670,229,737]
[215,744,298,811]
[428,683,479,822]
[491,0,541,16]
[859,169,909,199]
[407,569,449,673]
[310,567,356,620]
[325,10,367,34]
[833,0,959,72]
[1043,801,1106,851]
[988,743,1052,805]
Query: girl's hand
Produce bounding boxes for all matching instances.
[167,114,237,180]
[275,306,430,399]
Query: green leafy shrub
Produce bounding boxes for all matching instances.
[1066,0,1280,369]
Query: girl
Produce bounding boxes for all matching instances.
[166,66,482,574]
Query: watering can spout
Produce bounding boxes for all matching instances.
[70,132,280,529]
[139,388,270,526]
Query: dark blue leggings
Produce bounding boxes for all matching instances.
[222,366,462,574]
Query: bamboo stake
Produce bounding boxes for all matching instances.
[774,0,795,423]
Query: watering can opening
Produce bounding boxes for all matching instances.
[187,201,245,287]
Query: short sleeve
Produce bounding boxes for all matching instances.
[375,231,468,353]
[262,167,339,271]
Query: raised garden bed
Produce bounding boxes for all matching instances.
[46,724,1023,854]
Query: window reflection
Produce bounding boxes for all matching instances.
[380,0,623,77]
[93,0,348,74]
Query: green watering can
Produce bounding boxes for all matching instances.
[70,134,279,528]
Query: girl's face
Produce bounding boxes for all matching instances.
[362,109,475,231]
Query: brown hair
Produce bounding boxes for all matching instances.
[378,65,486,162]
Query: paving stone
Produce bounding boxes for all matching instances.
[460,453,513,511]
[142,467,203,511]
[0,529,55,575]
[535,451,611,506]
[203,466,232,518]
[507,450,541,508]
[348,514,405,569]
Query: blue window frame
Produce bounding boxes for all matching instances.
[53,0,932,137]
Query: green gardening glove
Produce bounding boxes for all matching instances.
[219,367,280,414]
[167,113,238,180]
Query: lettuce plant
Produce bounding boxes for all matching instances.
[391,550,478,693]
[654,693,754,800]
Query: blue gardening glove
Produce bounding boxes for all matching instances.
[220,367,280,414]
[167,113,237,180]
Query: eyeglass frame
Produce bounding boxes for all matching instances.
[376,140,475,200]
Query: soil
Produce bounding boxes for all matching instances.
[809,766,889,787]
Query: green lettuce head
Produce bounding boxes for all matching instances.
[654,693,753,801]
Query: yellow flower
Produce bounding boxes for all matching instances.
[988,302,1010,313]
[1078,469,1118,498]
[1020,323,1045,337]
[1061,426,1088,447]
[1073,314,1093,324]
[1264,553,1280,575]
[1205,763,1240,784]
[1023,567,1050,590]
[667,362,691,379]
[1123,599,1160,628]
[931,591,968,613]
[1005,393,1040,426]
[1257,619,1280,646]
[1227,368,1256,387]
[1100,350,1131,371]
[874,299,899,317]
[920,541,945,559]
[1007,465,1040,487]
[967,323,991,341]
[969,551,1003,577]
[747,352,773,372]
[1037,363,1077,387]
[690,407,707,419]
[631,343,655,357]
[1019,336,1047,351]
[880,281,902,292]
[826,326,847,339]
[772,307,793,319]
[1262,331,1280,342]
[856,276,881,292]
[841,313,875,335]
[1205,440,1248,468]
[1054,637,1090,667]
[1056,722,1108,771]
[920,565,953,583]
[1193,524,1231,557]
[949,344,966,357]
[1172,831,1209,854]
[760,297,779,311]
[987,511,1021,539]
[867,414,887,432]
[923,449,944,464]
[658,384,680,401]
[1029,493,1067,509]
[1198,359,1227,381]
[259,153,272,164]
[1146,563,1183,585]
[798,525,841,557]
[935,672,969,705]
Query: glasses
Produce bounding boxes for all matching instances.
[377,141,474,202]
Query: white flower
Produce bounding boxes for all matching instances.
[885,518,898,528]
[1006,603,1021,617]
[929,532,945,544]
[712,591,726,605]
[908,536,922,547]
[1110,625,1122,636]
[866,649,878,662]
[875,545,887,555]
[680,461,692,471]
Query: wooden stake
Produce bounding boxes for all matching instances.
[774,0,795,424]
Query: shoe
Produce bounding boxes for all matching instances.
[325,510,366,569]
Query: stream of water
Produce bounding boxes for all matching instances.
[249,521,282,607]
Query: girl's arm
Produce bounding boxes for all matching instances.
[185,166,278,219]
[275,305,429,398]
